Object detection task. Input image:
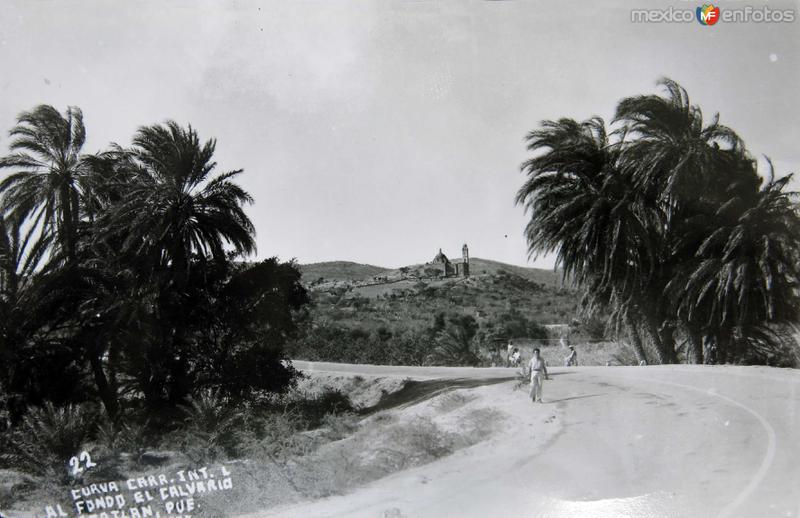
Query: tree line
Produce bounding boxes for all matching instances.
[516,79,800,365]
[0,105,309,425]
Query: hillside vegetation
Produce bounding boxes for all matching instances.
[290,259,588,365]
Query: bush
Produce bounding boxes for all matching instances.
[177,391,243,462]
[240,410,311,462]
[426,328,481,366]
[384,419,455,466]
[583,316,608,341]
[728,326,800,367]
[1,402,97,483]
[95,416,151,463]
[611,344,641,366]
[319,412,360,441]
[493,308,548,340]
[290,389,355,429]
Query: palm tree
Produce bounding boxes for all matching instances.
[0,105,88,261]
[0,215,53,370]
[614,78,754,214]
[0,215,90,418]
[105,121,255,279]
[614,79,784,363]
[670,166,800,362]
[515,117,661,363]
[0,216,51,303]
[98,121,256,406]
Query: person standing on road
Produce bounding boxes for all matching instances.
[506,340,515,367]
[528,348,548,403]
[565,345,578,367]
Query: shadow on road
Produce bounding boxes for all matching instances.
[543,371,576,378]
[361,376,515,415]
[546,393,604,404]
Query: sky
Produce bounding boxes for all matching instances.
[0,0,798,269]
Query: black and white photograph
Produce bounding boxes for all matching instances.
[0,1,799,517]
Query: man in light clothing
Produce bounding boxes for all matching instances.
[565,345,578,367]
[528,348,548,403]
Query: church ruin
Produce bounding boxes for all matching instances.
[430,244,470,278]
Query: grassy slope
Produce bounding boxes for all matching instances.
[299,261,392,282]
[467,258,562,287]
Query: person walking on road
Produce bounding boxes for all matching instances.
[528,348,548,403]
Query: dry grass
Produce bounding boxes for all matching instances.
[431,391,475,413]
[192,388,505,517]
[294,374,408,410]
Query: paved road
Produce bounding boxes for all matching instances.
[264,362,800,517]
[291,360,522,380]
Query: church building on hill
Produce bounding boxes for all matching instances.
[430,244,470,278]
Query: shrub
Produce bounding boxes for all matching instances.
[319,412,360,441]
[95,417,150,463]
[384,419,455,465]
[290,389,355,429]
[611,344,641,366]
[728,326,800,367]
[237,409,317,495]
[177,391,243,462]
[426,328,481,366]
[492,308,548,340]
[583,316,608,341]
[241,410,310,461]
[1,402,97,483]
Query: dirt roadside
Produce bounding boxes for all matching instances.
[249,364,800,518]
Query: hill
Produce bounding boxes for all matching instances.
[299,261,391,282]
[308,269,578,331]
[290,258,589,366]
[467,258,562,287]
[298,257,562,287]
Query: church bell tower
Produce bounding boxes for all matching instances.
[462,243,470,277]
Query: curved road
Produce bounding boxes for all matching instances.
[259,362,800,517]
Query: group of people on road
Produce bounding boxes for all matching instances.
[506,337,578,404]
[506,341,522,367]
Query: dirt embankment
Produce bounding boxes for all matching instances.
[228,372,539,518]
[294,373,409,410]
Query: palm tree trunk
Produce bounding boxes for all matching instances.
[59,182,76,261]
[659,323,677,362]
[715,329,735,364]
[108,342,119,411]
[685,322,704,364]
[89,353,118,419]
[641,314,675,364]
[624,312,648,364]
